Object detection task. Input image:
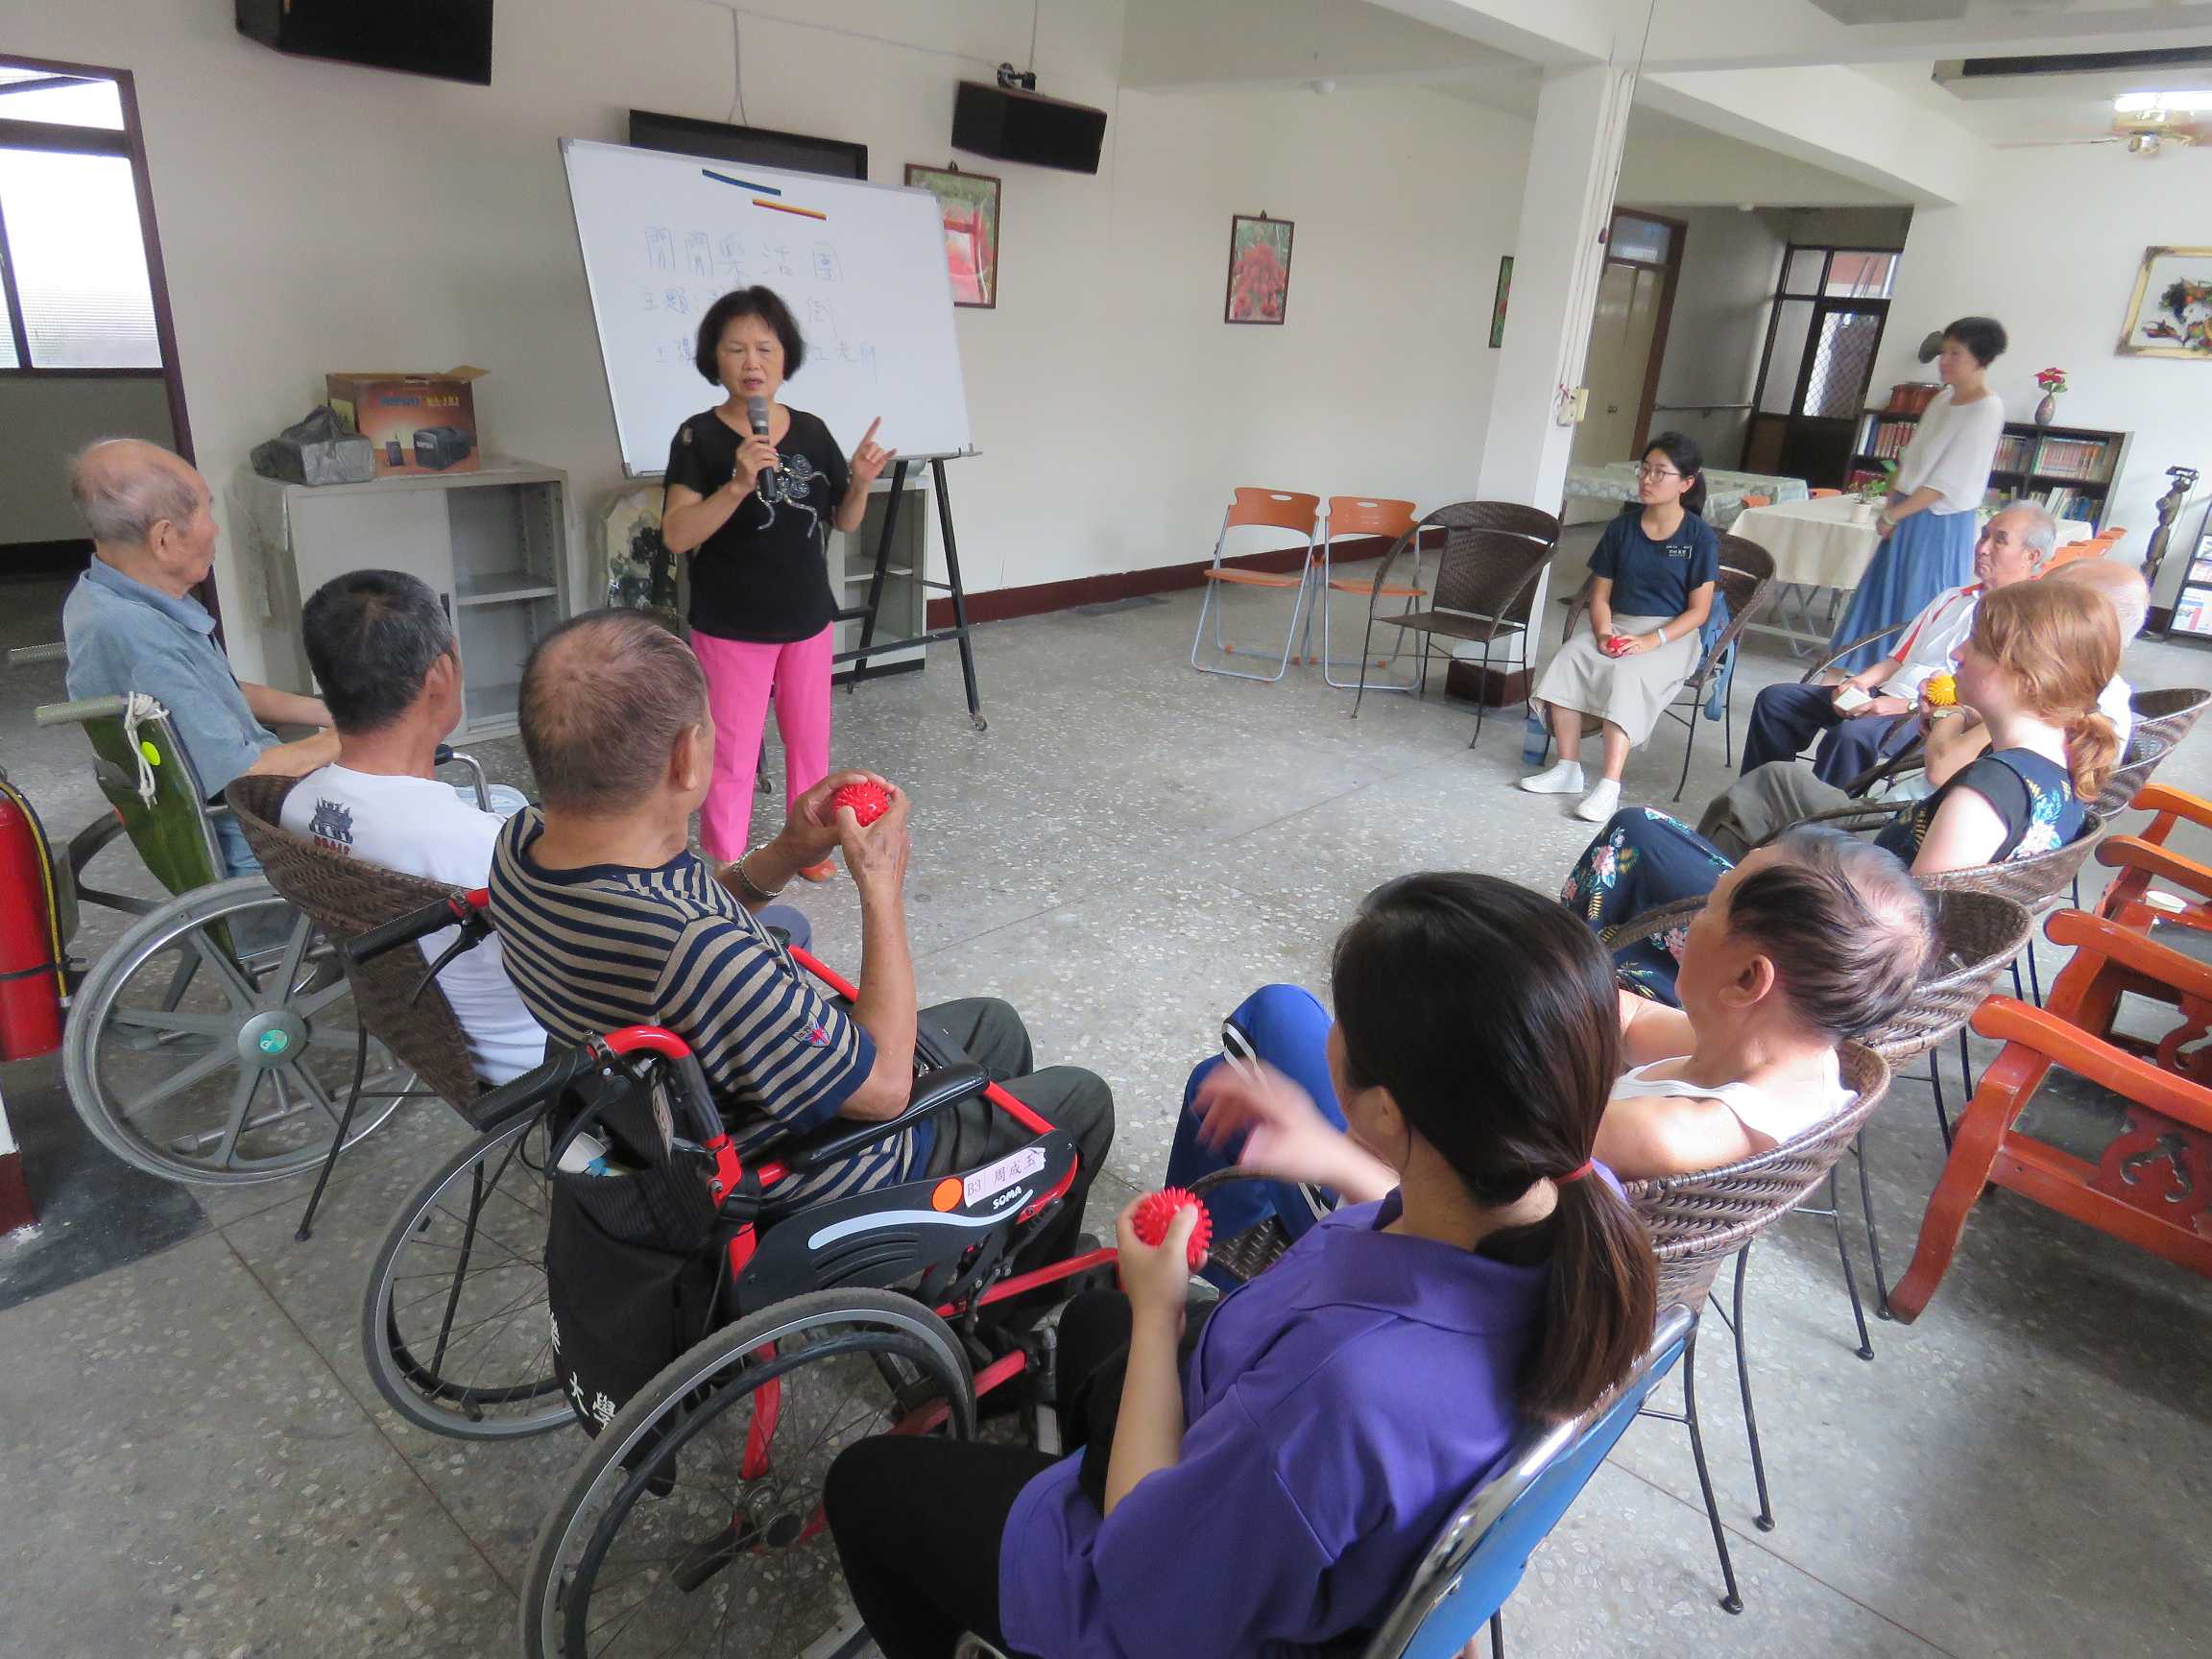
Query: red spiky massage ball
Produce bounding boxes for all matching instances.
[830,781,891,827]
[1130,1187,1214,1270]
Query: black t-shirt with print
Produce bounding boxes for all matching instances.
[664,407,851,643]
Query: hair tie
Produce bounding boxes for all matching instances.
[1555,1160,1596,1185]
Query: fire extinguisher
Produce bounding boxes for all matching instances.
[0,775,65,1062]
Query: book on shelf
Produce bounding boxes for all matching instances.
[2032,435,2110,481]
[1993,433,2034,473]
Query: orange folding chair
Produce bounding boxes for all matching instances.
[1190,487,1324,683]
[1317,495,1423,689]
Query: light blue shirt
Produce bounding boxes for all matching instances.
[61,559,276,802]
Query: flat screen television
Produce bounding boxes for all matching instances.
[628,109,866,180]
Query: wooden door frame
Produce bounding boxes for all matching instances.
[1749,243,1901,487]
[0,52,208,620]
[1607,207,1689,455]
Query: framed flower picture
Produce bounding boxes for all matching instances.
[1225,214,1293,325]
[906,162,1000,309]
[2116,245,2212,359]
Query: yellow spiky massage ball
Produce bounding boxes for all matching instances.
[1923,673,1958,709]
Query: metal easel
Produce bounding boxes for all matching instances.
[836,453,988,733]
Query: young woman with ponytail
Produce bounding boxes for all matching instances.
[824,875,1658,1659]
[1564,579,2121,1005]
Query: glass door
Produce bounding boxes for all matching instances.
[1743,248,1898,489]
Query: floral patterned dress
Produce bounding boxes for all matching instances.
[1562,748,2082,1005]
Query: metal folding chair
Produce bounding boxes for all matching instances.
[1190,486,1324,683]
[1317,494,1422,689]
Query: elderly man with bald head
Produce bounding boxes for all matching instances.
[61,439,335,874]
[487,609,1113,1269]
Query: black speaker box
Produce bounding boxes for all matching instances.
[952,81,1107,174]
[235,0,494,86]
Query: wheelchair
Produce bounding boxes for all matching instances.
[20,691,487,1185]
[349,893,1109,1657]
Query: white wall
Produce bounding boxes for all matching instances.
[1871,144,2212,594]
[1,0,1527,684]
[1636,206,1784,469]
[0,376,175,541]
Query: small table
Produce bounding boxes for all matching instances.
[1562,464,1809,530]
[1730,497,2097,651]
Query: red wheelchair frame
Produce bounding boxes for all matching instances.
[354,888,1118,1449]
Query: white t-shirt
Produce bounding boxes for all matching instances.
[282,765,548,1085]
[1610,1053,1853,1150]
[1894,387,2006,516]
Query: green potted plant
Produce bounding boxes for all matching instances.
[1854,461,1898,523]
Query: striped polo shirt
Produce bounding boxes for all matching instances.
[489,808,912,1203]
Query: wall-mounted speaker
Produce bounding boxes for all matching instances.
[952,81,1107,175]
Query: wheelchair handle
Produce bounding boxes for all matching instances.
[347,889,491,966]
[470,1042,604,1135]
[601,1026,721,1143]
[35,694,132,727]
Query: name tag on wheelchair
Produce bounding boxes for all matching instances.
[733,1129,1079,1311]
[965,1146,1046,1211]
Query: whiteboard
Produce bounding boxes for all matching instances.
[560,138,974,474]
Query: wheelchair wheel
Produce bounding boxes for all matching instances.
[521,1288,975,1659]
[363,1113,567,1440]
[62,876,415,1185]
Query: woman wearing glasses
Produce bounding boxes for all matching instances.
[1523,432,1719,822]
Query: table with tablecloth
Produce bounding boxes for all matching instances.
[1561,464,1809,530]
[1729,495,2096,649]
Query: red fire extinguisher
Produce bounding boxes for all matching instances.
[0,776,65,1062]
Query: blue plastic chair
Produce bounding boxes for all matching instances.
[1359,1302,1695,1659]
[954,1304,1695,1659]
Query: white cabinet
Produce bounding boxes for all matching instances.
[237,460,571,739]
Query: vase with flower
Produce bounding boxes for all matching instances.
[2033,366,2068,427]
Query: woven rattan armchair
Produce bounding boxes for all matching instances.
[1552,534,1778,801]
[228,774,484,1116]
[1352,501,1561,748]
[2129,686,2212,755]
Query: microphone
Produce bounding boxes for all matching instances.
[745,394,777,493]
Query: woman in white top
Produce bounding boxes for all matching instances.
[1596,826,1934,1179]
[1829,317,2008,674]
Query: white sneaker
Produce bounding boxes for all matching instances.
[1519,760,1585,795]
[1574,779,1623,822]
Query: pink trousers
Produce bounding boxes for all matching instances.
[692,624,834,860]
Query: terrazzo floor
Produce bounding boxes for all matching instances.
[3,555,2210,1658]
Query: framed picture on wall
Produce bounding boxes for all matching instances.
[1489,255,1514,349]
[1225,213,1293,325]
[2116,245,2212,359]
[905,162,1000,308]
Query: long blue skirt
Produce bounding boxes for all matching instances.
[1827,502,1978,674]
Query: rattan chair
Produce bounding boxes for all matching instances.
[2129,686,2212,755]
[227,773,494,1235]
[1623,1045,1889,1611]
[1551,534,1778,800]
[1351,501,1560,747]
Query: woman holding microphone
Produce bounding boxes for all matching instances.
[661,286,895,873]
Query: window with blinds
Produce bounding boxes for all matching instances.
[0,65,163,373]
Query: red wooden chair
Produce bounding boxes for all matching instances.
[1888,909,2212,1322]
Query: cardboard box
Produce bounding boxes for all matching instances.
[325,366,486,477]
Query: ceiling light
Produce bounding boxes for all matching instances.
[2116,90,2212,115]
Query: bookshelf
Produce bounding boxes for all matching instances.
[1852,411,2130,531]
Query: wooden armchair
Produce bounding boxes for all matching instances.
[1888,909,2212,1321]
[2096,782,2212,930]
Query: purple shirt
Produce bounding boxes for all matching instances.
[998,1193,1549,1658]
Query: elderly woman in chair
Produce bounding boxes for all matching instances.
[1522,432,1719,824]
